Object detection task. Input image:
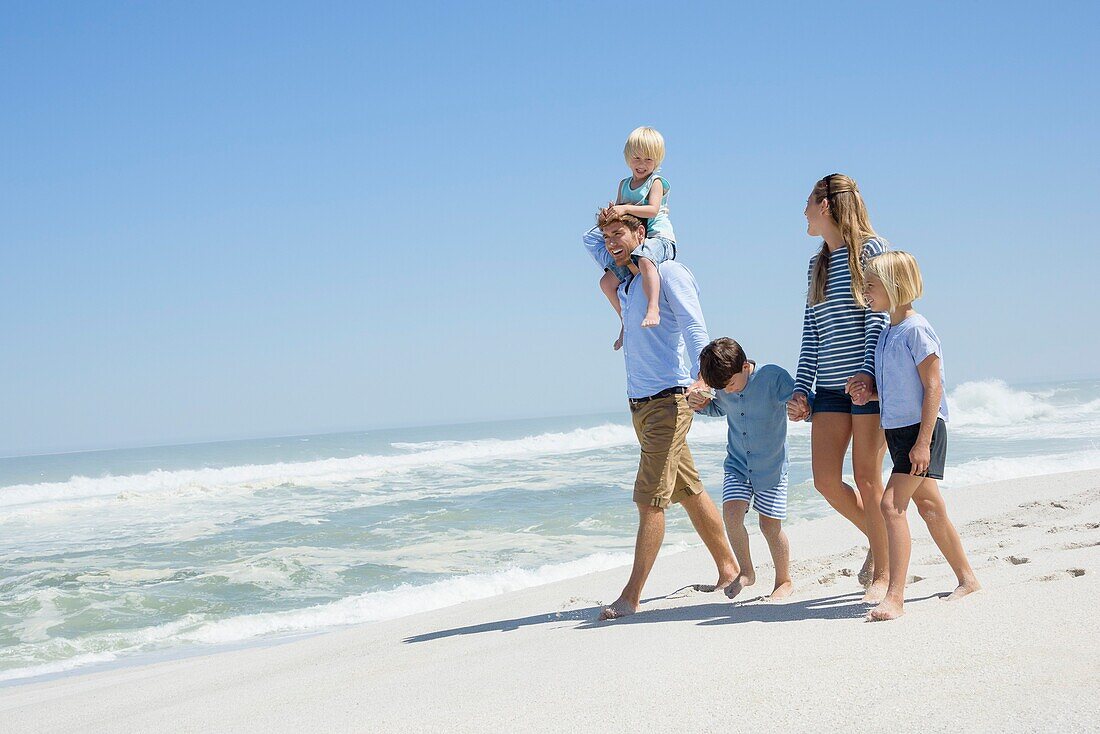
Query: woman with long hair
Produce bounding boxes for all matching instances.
[786,173,890,602]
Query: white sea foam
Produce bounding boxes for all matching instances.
[944,449,1100,488]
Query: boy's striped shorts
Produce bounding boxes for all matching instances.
[722,473,788,520]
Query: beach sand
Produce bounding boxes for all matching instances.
[2,469,1097,733]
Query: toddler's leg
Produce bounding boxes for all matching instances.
[758,515,793,600]
[638,257,661,328]
[599,271,625,351]
[721,500,755,600]
[868,473,923,621]
[912,480,981,600]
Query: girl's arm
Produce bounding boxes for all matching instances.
[615,178,663,219]
[910,353,943,476]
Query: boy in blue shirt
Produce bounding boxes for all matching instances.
[689,338,801,600]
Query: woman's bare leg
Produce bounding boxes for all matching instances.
[852,413,889,603]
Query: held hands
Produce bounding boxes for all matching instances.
[909,441,931,476]
[846,373,876,406]
[687,378,713,412]
[786,392,811,422]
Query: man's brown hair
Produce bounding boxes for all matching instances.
[699,338,748,390]
[596,207,646,233]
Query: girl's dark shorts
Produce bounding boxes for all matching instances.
[813,386,880,416]
[885,418,948,479]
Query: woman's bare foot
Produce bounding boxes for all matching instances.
[642,310,660,328]
[598,597,638,620]
[614,326,624,351]
[857,549,874,588]
[862,578,889,604]
[724,572,756,600]
[766,580,794,601]
[946,577,981,601]
[866,596,904,621]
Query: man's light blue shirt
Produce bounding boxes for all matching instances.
[583,228,710,399]
[695,364,796,491]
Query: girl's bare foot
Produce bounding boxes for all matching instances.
[857,549,874,588]
[946,577,981,601]
[866,596,904,621]
[862,578,889,604]
[598,597,637,620]
[766,580,794,601]
[724,572,756,600]
[642,310,660,328]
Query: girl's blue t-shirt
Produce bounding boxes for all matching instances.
[874,313,950,430]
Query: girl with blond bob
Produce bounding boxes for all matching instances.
[786,174,891,603]
[854,251,980,620]
[582,127,678,350]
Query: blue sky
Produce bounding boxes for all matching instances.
[2,2,1097,456]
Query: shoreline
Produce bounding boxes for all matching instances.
[1,469,1097,732]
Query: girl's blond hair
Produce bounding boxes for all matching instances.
[623,126,665,167]
[865,251,924,310]
[808,173,879,307]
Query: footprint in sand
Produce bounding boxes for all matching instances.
[1005,556,1030,565]
[1036,568,1087,582]
[1063,540,1100,550]
[817,572,837,585]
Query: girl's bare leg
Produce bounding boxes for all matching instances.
[912,480,981,600]
[811,413,868,534]
[868,473,924,621]
[852,414,890,603]
[638,257,661,328]
[599,270,624,350]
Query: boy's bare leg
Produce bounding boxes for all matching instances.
[638,257,661,328]
[599,270,625,350]
[680,491,738,591]
[912,479,981,600]
[721,500,755,599]
[759,514,793,600]
[853,414,890,603]
[600,503,664,620]
[868,473,923,621]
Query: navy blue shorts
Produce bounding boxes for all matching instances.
[885,419,948,480]
[813,386,880,416]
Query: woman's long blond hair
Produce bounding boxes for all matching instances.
[809,173,878,307]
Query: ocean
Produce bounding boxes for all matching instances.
[1,378,1097,684]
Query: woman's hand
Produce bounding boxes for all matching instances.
[786,392,810,421]
[846,373,875,406]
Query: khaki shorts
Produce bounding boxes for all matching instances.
[629,392,704,508]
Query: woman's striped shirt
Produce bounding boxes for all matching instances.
[794,238,890,396]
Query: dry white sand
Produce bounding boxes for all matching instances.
[2,469,1098,733]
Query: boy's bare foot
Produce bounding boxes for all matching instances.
[946,578,981,601]
[642,311,660,328]
[862,578,889,604]
[724,572,756,600]
[598,597,637,620]
[766,580,794,601]
[857,549,874,588]
[866,597,904,621]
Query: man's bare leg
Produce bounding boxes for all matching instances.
[759,514,794,600]
[600,503,665,620]
[720,500,755,599]
[680,490,738,591]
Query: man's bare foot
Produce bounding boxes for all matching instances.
[724,573,756,600]
[598,597,637,620]
[642,311,660,328]
[866,597,904,621]
[862,578,889,604]
[857,549,874,588]
[766,580,794,601]
[946,578,981,601]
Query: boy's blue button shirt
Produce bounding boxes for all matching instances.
[617,261,710,399]
[696,364,797,491]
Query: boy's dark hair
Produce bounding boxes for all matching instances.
[699,338,747,389]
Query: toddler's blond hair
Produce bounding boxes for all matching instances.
[623,126,665,167]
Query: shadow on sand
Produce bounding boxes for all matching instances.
[402,589,949,643]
